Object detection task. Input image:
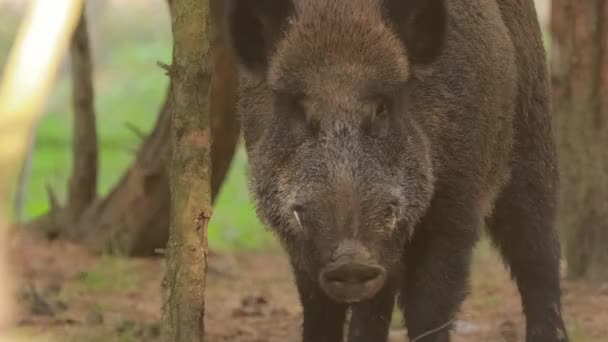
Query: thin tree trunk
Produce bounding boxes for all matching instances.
[161,0,211,339]
[551,0,608,281]
[66,8,98,222]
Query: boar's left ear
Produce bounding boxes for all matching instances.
[382,0,447,64]
[225,0,295,74]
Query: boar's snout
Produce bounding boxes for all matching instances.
[319,240,386,303]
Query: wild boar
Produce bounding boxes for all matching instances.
[224,0,568,341]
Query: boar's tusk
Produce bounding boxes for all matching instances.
[293,210,303,229]
[389,214,398,230]
[387,204,399,231]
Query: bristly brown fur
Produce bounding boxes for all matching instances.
[225,0,568,341]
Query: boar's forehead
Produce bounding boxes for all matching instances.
[268,0,410,92]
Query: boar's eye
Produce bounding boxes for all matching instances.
[372,97,393,122]
[274,91,305,119]
[363,98,392,134]
[276,92,320,135]
[289,94,307,118]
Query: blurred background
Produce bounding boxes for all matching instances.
[0,0,273,251]
[1,0,607,341]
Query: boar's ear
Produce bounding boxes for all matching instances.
[225,0,295,74]
[383,0,447,64]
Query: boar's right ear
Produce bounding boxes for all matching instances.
[383,0,447,64]
[225,0,295,74]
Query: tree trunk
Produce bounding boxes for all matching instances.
[551,0,608,281]
[161,0,211,339]
[67,8,99,223]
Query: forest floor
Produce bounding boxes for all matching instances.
[8,230,608,342]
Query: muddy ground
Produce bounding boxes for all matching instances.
[9,231,608,342]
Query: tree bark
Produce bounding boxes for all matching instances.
[67,8,98,223]
[551,0,608,281]
[161,0,211,339]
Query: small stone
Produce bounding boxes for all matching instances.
[61,318,78,325]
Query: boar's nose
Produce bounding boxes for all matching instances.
[319,261,386,304]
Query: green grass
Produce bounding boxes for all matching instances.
[210,147,276,250]
[74,254,144,293]
[567,322,594,342]
[1,6,271,251]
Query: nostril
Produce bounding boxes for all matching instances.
[322,263,383,285]
[359,267,382,282]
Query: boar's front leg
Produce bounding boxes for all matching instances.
[399,193,480,342]
[293,269,348,342]
[347,285,395,342]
